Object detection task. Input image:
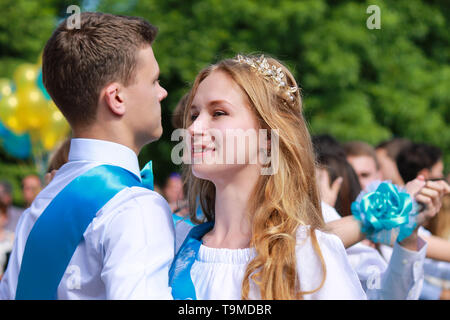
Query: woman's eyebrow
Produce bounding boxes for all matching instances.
[190,99,234,112]
[208,99,234,109]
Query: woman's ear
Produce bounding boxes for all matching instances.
[103,83,126,116]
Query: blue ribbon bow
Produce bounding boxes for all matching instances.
[351,181,418,244]
[140,161,154,190]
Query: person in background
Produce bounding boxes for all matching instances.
[375,138,412,186]
[0,181,24,233]
[0,202,14,280]
[162,173,188,217]
[397,142,444,183]
[171,92,189,130]
[395,142,450,300]
[314,136,430,299]
[21,175,42,209]
[344,141,382,190]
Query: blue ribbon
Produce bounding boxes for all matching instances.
[169,222,214,300]
[16,161,154,300]
[140,160,154,190]
[351,181,417,244]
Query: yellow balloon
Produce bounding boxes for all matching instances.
[39,101,70,151]
[41,128,60,151]
[0,94,27,134]
[16,85,49,130]
[0,94,19,123]
[0,78,14,98]
[13,64,39,87]
[5,115,28,135]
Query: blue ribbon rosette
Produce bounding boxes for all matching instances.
[351,181,419,244]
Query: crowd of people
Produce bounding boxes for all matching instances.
[0,175,42,278]
[0,12,449,300]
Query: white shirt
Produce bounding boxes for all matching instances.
[0,138,175,300]
[321,201,427,300]
[175,221,367,300]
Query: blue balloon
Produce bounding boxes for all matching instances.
[0,120,31,159]
[36,68,51,100]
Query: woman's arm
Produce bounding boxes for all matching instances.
[325,216,365,248]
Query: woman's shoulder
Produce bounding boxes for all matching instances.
[295,225,344,251]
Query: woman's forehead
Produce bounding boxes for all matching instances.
[192,70,245,107]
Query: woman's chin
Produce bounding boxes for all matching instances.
[191,162,239,181]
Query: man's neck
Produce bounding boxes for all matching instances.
[73,126,142,155]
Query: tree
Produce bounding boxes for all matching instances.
[97,0,449,181]
[0,0,85,204]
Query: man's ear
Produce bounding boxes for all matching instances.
[102,83,126,116]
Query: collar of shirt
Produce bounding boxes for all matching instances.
[68,138,142,182]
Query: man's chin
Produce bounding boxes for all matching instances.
[148,126,163,143]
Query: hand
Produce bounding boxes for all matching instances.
[44,170,58,186]
[316,168,343,208]
[414,177,450,225]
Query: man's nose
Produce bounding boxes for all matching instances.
[159,86,168,101]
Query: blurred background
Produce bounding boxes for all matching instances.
[0,0,449,206]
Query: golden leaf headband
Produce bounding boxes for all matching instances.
[234,54,298,102]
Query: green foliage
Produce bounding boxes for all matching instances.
[97,0,449,177]
[1,0,449,191]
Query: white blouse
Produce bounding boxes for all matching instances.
[175,222,367,300]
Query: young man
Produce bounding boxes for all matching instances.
[397,143,444,183]
[343,141,382,190]
[0,12,173,299]
[375,138,412,186]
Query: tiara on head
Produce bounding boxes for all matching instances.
[234,54,298,102]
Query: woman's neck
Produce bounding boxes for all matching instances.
[202,165,260,249]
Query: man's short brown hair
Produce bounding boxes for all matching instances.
[376,138,412,161]
[42,12,158,128]
[343,141,380,169]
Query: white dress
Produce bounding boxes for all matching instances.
[175,222,367,300]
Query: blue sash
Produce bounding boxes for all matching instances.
[168,222,213,300]
[15,163,152,300]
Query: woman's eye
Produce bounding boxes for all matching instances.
[213,111,226,117]
[190,114,198,121]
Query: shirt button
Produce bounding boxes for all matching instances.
[413,261,423,281]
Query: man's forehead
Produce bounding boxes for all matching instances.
[137,45,159,72]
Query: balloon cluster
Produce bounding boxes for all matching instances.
[0,57,70,160]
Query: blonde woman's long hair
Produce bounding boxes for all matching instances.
[182,55,326,300]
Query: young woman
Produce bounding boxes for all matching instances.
[169,54,366,299]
